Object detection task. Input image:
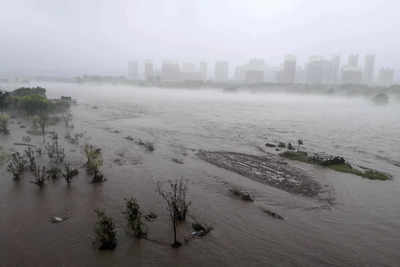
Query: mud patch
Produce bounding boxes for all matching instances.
[197,150,324,199]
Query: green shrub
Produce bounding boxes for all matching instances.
[93,209,117,250]
[123,198,147,238]
[84,144,105,183]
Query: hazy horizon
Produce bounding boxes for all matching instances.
[1,0,399,78]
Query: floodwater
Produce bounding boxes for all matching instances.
[1,83,400,267]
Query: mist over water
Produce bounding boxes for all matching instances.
[1,1,400,265]
[1,82,399,266]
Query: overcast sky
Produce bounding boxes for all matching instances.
[1,0,399,77]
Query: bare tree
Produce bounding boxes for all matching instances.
[38,113,48,142]
[157,178,191,248]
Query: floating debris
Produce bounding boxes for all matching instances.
[49,216,69,224]
[144,212,158,222]
[171,158,184,164]
[260,208,284,220]
[229,188,254,202]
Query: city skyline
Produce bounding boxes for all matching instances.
[125,53,396,86]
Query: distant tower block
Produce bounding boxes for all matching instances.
[214,61,229,82]
[128,61,139,80]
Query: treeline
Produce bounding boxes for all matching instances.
[0,87,71,115]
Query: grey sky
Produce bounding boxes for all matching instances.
[1,0,399,76]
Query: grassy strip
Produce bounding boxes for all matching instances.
[280,151,390,181]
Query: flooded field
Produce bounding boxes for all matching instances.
[1,83,400,266]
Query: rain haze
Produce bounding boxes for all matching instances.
[1,1,400,267]
[1,0,400,76]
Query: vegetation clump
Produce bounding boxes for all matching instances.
[93,209,117,250]
[62,163,79,184]
[32,165,47,187]
[84,144,105,183]
[123,198,147,238]
[24,147,37,172]
[45,133,65,163]
[280,151,391,181]
[7,152,27,180]
[47,166,61,180]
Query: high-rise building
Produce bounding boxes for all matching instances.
[341,66,362,84]
[378,68,394,86]
[348,54,359,68]
[234,59,264,83]
[161,60,181,82]
[199,62,208,81]
[144,60,154,81]
[128,61,139,80]
[295,66,306,84]
[306,56,331,84]
[214,61,229,82]
[181,62,196,73]
[329,55,341,84]
[180,62,202,81]
[364,54,375,85]
[281,55,296,83]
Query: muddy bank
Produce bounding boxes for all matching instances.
[197,150,322,198]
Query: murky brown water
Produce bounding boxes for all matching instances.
[1,83,399,266]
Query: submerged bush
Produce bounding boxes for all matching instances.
[47,166,61,180]
[123,198,147,238]
[0,114,10,135]
[84,144,105,183]
[24,147,37,172]
[45,133,65,163]
[32,165,46,187]
[62,112,73,128]
[7,152,27,180]
[93,209,117,250]
[62,163,79,184]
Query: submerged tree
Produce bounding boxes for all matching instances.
[123,198,147,238]
[93,209,117,250]
[297,139,304,151]
[62,112,73,128]
[38,113,48,142]
[0,114,10,135]
[0,90,10,112]
[157,178,191,248]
